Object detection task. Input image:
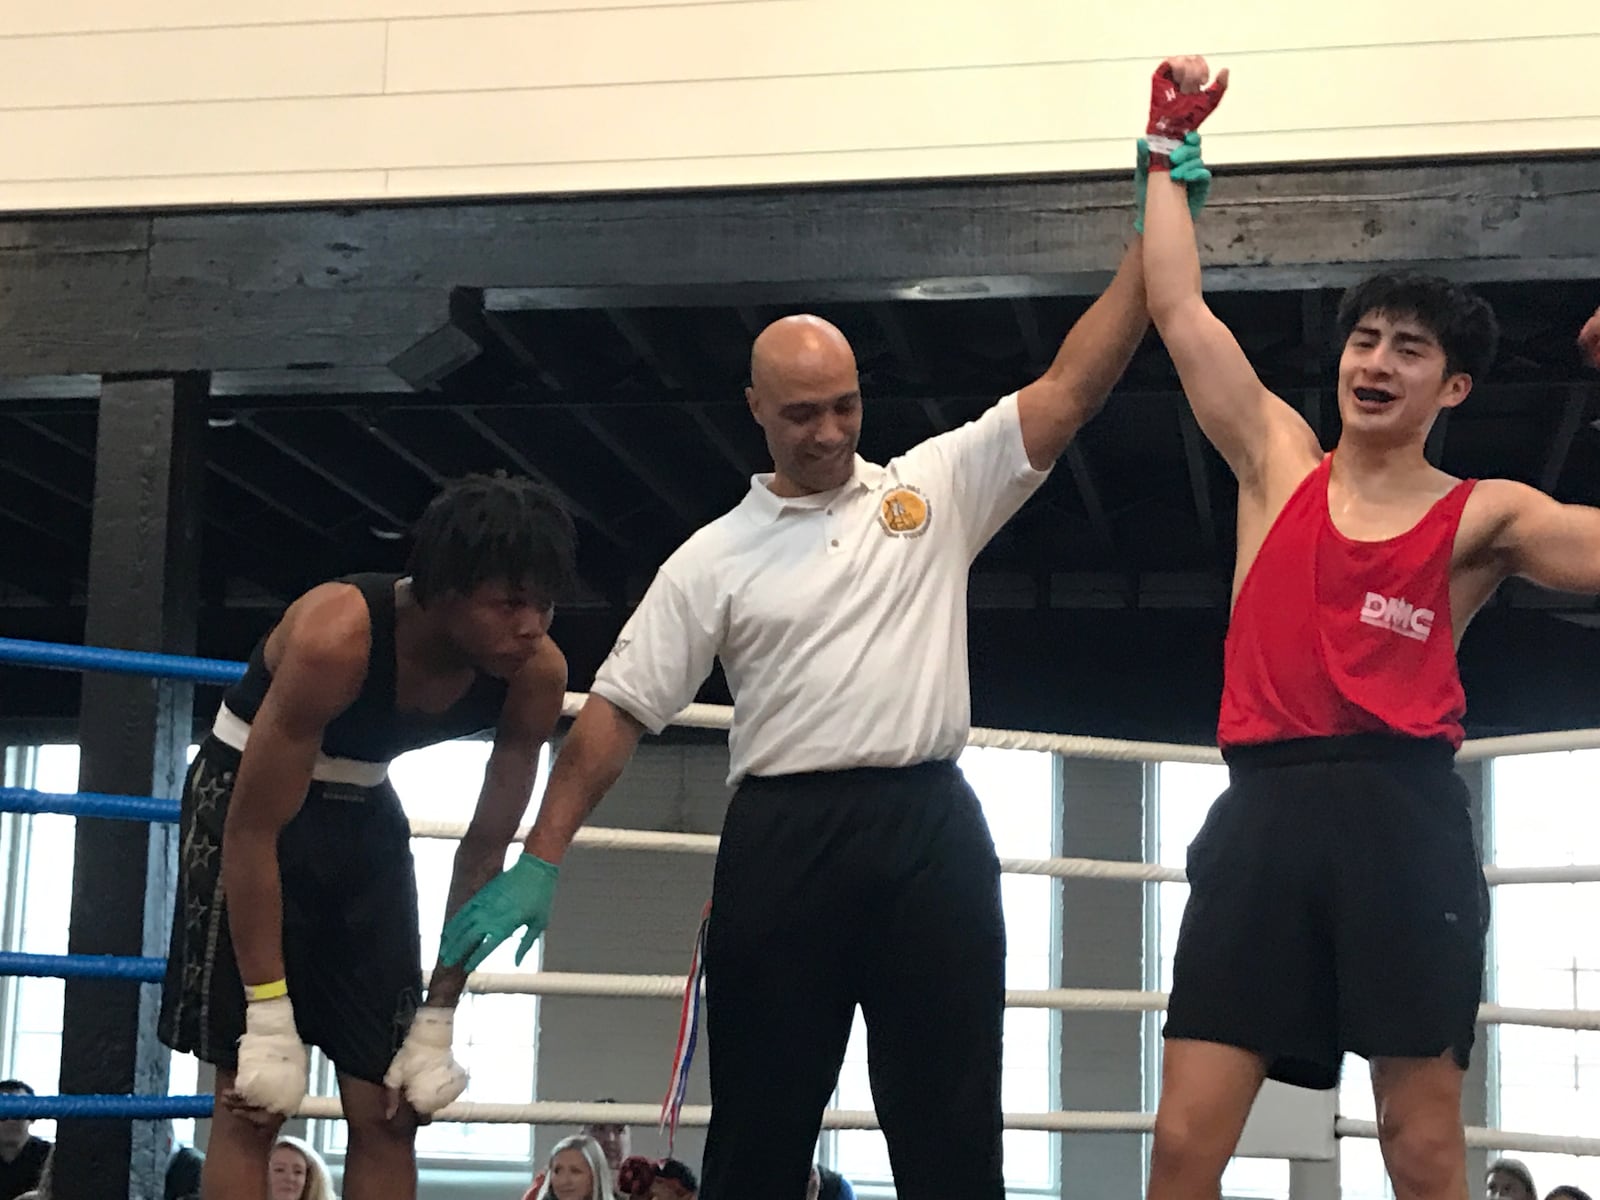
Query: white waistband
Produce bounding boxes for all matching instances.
[211,703,391,788]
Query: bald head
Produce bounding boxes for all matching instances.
[749,314,856,397]
[745,314,862,496]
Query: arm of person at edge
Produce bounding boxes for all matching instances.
[218,585,369,1118]
[1011,54,1218,470]
[381,637,570,1119]
[1140,78,1324,514]
[1459,306,1600,597]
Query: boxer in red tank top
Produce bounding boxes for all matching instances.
[1138,68,1600,1200]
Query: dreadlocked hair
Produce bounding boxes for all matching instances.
[407,472,578,607]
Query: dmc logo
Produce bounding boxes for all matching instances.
[1359,591,1434,642]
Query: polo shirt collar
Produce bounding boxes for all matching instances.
[741,456,881,525]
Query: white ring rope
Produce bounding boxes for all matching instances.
[378,698,1600,1155]
[290,1095,1600,1154]
[1336,1119,1600,1158]
[558,691,1600,765]
[408,823,1600,889]
[466,972,1600,1031]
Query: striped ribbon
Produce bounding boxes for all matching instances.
[659,901,711,1149]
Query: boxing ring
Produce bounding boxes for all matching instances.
[4,634,1600,1178]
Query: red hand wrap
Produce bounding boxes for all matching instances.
[1146,62,1226,169]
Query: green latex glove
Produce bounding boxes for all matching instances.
[1169,131,1212,214]
[438,852,560,972]
[1134,132,1211,233]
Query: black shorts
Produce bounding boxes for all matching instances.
[158,738,423,1084]
[1162,734,1489,1090]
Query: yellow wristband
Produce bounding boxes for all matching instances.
[244,978,288,1003]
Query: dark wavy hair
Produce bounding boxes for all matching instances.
[407,473,578,606]
[1336,272,1499,382]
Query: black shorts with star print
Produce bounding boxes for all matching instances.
[157,737,423,1084]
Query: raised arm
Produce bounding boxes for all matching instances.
[1481,479,1600,595]
[1143,159,1318,491]
[1015,239,1148,469]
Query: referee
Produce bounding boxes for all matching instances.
[441,140,1209,1195]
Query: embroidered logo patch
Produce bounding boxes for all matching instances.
[878,486,930,537]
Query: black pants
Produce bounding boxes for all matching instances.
[158,738,423,1084]
[1164,734,1489,1089]
[699,761,1006,1200]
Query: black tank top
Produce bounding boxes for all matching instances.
[221,573,510,764]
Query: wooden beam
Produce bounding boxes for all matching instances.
[1299,290,1331,443]
[685,403,757,479]
[1539,385,1591,493]
[237,414,410,529]
[11,414,307,597]
[207,460,330,539]
[1011,298,1048,371]
[870,304,928,383]
[351,413,447,485]
[568,406,703,529]
[918,398,951,433]
[1063,444,1115,554]
[453,407,636,554]
[606,309,684,392]
[481,309,568,394]
[1,156,1596,377]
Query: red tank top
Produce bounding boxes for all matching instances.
[1218,454,1475,749]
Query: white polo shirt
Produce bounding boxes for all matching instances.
[590,392,1050,784]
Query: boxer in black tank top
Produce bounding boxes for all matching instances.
[159,475,576,1200]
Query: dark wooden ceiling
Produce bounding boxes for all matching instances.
[2,153,1598,740]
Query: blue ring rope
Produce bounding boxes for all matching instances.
[0,640,243,1128]
[0,952,166,982]
[0,788,180,823]
[0,1094,215,1119]
[0,637,244,685]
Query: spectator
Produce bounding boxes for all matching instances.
[527,1134,616,1200]
[581,1105,631,1187]
[1548,1189,1594,1200]
[616,1155,699,1199]
[0,1081,50,1200]
[809,1163,856,1200]
[1489,1159,1538,1200]
[162,1120,203,1200]
[268,1135,336,1200]
[648,1158,696,1200]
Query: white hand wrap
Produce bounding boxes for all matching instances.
[383,1006,468,1115]
[233,996,309,1116]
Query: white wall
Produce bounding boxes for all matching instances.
[0,1,1593,211]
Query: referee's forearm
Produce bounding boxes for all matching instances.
[523,695,643,863]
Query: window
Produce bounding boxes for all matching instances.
[826,746,1059,1197]
[1487,750,1600,1198]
